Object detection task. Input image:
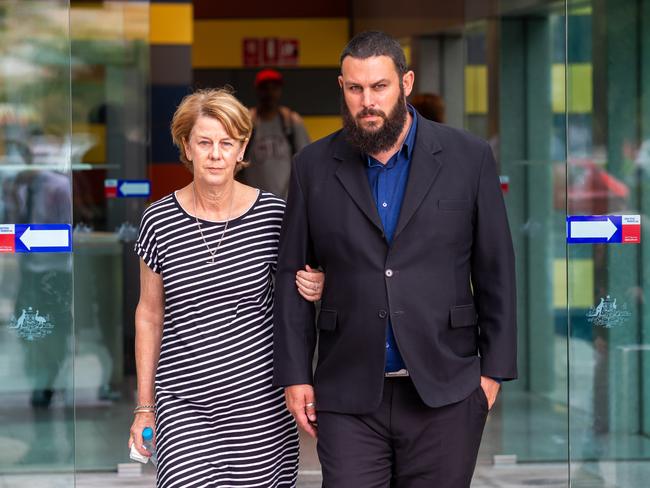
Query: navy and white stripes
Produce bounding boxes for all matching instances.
[135,191,298,488]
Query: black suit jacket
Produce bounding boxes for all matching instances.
[273,113,517,414]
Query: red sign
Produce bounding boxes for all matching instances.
[0,225,15,253]
[243,38,299,67]
[104,179,118,198]
[621,215,641,244]
[499,175,510,194]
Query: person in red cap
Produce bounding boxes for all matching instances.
[238,69,310,199]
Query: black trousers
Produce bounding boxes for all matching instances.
[317,378,488,488]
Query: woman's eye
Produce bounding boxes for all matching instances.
[221,141,234,148]
[199,141,210,147]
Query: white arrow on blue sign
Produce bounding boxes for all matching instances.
[15,224,72,253]
[567,215,641,244]
[118,180,151,198]
[105,179,151,198]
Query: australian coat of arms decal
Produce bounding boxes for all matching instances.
[9,307,55,341]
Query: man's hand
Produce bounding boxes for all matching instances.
[284,384,318,438]
[480,376,501,410]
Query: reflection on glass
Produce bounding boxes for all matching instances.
[0,0,74,477]
[463,4,570,479]
[567,0,650,486]
[70,1,149,471]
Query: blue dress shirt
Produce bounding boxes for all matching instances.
[366,106,418,372]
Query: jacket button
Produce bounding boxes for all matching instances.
[385,269,393,277]
[378,310,387,319]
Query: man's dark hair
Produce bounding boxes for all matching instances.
[340,31,408,76]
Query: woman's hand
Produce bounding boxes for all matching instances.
[128,412,156,457]
[296,265,325,302]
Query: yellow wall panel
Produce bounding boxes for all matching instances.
[71,3,148,42]
[302,115,341,141]
[554,258,594,309]
[150,4,193,45]
[464,65,487,115]
[552,64,566,113]
[73,123,106,164]
[568,63,592,113]
[552,63,592,114]
[193,18,349,68]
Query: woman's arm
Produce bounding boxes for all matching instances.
[128,259,164,457]
[296,265,324,302]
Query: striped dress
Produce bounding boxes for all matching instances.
[135,190,298,488]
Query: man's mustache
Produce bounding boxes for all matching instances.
[356,108,387,119]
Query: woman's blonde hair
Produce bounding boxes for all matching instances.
[171,87,252,173]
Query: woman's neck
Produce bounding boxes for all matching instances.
[193,179,236,219]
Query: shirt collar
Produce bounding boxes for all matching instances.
[402,104,418,160]
[366,104,418,167]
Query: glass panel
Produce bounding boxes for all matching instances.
[463,1,570,483]
[0,0,74,483]
[567,0,650,486]
[69,1,150,471]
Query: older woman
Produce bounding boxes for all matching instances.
[128,88,323,488]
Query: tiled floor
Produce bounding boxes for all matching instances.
[3,462,646,487]
[3,335,650,486]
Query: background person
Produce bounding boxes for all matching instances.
[128,88,323,488]
[410,92,445,123]
[238,69,310,199]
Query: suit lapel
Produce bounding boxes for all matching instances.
[393,117,443,240]
[333,136,384,233]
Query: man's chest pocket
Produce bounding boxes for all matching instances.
[415,199,474,243]
[438,199,472,211]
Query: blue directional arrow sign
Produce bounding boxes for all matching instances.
[14,224,72,253]
[117,180,151,198]
[567,215,622,244]
[106,179,151,198]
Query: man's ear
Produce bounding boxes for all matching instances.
[402,70,415,98]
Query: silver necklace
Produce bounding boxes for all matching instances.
[193,182,235,264]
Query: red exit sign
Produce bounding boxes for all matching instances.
[243,38,299,67]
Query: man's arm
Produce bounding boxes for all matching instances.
[471,142,518,381]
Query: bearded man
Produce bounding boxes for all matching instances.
[273,31,517,488]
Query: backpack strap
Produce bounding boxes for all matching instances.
[278,106,298,156]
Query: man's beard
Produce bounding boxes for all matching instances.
[341,89,408,155]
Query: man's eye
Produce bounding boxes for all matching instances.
[375,84,386,90]
[350,86,362,92]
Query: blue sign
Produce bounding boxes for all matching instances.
[567,215,641,244]
[14,224,72,253]
[105,179,151,198]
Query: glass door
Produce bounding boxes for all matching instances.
[567,0,650,486]
[463,3,570,483]
[0,0,75,485]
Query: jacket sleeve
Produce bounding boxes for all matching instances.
[272,156,317,387]
[471,142,518,380]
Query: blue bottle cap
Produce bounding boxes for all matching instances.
[142,427,154,441]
